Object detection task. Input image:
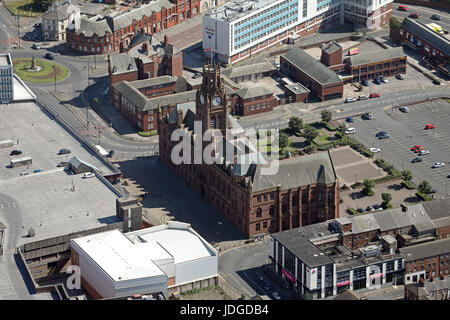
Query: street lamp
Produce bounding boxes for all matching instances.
[354,173,357,184]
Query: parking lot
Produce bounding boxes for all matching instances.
[0,101,113,181]
[345,99,450,197]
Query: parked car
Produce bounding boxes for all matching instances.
[273,62,280,68]
[425,124,436,130]
[381,77,388,83]
[373,203,383,210]
[366,206,375,212]
[427,188,437,194]
[396,74,405,80]
[58,148,71,155]
[398,5,408,11]
[345,97,357,103]
[104,87,109,95]
[346,117,354,122]
[44,53,54,60]
[361,79,370,86]
[345,127,356,134]
[432,162,446,168]
[376,131,387,137]
[31,43,40,50]
[57,161,68,167]
[370,147,381,153]
[431,14,441,20]
[369,93,380,98]
[411,145,424,152]
[379,133,389,139]
[358,95,369,101]
[20,172,29,176]
[272,292,281,300]
[83,172,95,178]
[409,13,419,19]
[10,149,22,155]
[357,208,366,213]
[374,78,382,85]
[363,112,373,119]
[34,169,42,173]
[399,106,409,113]
[419,150,430,156]
[107,150,115,157]
[411,157,423,163]
[192,72,202,79]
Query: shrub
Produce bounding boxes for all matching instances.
[304,145,315,154]
[324,122,336,131]
[365,189,375,196]
[339,198,344,203]
[401,181,416,190]
[360,148,374,158]
[416,192,432,202]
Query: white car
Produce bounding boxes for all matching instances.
[432,162,446,168]
[370,148,381,153]
[345,127,356,134]
[82,172,95,178]
[419,150,430,156]
[345,97,357,103]
[381,78,388,83]
[399,106,409,113]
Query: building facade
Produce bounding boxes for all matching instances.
[202,0,393,64]
[42,2,77,42]
[67,0,200,55]
[158,63,340,238]
[0,53,14,102]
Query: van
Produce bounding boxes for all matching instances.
[358,95,369,101]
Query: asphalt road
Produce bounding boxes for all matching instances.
[345,99,450,198]
[392,3,450,31]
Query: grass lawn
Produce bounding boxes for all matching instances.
[13,58,70,83]
[5,0,43,17]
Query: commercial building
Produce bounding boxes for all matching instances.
[405,275,450,300]
[235,86,277,116]
[71,221,218,299]
[67,0,200,54]
[343,46,407,81]
[0,53,14,102]
[202,0,393,64]
[158,63,340,238]
[269,199,450,299]
[280,46,343,101]
[391,17,450,65]
[221,62,276,83]
[42,2,78,42]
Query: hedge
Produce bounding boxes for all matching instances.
[324,122,336,131]
[347,208,359,215]
[401,181,416,190]
[416,192,432,202]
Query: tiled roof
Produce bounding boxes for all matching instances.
[344,47,406,66]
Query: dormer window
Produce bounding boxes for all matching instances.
[127,64,133,70]
[112,66,117,73]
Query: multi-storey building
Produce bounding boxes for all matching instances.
[405,275,450,300]
[158,63,340,238]
[202,0,393,64]
[42,2,78,42]
[67,0,200,55]
[269,199,450,299]
[0,53,14,102]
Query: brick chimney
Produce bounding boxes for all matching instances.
[177,109,183,125]
[164,35,169,45]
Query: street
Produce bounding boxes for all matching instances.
[392,3,450,32]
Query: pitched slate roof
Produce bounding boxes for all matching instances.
[401,17,450,56]
[344,47,406,66]
[127,76,177,89]
[282,46,342,86]
[112,81,149,110]
[222,62,275,79]
[236,86,273,99]
[321,41,342,55]
[76,15,112,37]
[422,198,450,220]
[399,238,450,262]
[69,156,100,172]
[245,151,337,192]
[42,3,72,21]
[109,53,137,75]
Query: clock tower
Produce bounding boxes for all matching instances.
[196,62,229,136]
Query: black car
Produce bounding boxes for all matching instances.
[411,157,423,163]
[58,148,71,155]
[376,131,387,137]
[379,133,389,139]
[31,43,40,50]
[44,53,54,60]
[357,208,366,213]
[361,79,370,86]
[10,150,22,156]
[431,14,441,20]
[107,150,115,157]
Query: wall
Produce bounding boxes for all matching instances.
[174,255,218,286]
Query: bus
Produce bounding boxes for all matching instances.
[95,145,108,157]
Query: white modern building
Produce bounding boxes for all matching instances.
[71,221,218,299]
[0,53,14,102]
[203,0,393,64]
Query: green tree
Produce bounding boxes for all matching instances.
[302,125,318,145]
[418,180,432,194]
[279,132,289,151]
[337,123,347,135]
[381,193,393,209]
[288,116,303,134]
[363,178,376,196]
[321,109,332,123]
[33,0,54,12]
[389,17,401,29]
[402,170,413,182]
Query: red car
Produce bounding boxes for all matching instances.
[425,124,436,129]
[398,5,408,11]
[411,145,424,152]
[409,13,419,18]
[369,93,380,98]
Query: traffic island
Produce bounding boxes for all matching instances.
[12,58,70,83]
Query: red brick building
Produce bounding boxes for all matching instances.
[405,275,450,300]
[66,0,200,54]
[157,63,340,238]
[281,47,343,102]
[234,87,278,116]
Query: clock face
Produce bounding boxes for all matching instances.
[212,96,222,106]
[200,94,205,104]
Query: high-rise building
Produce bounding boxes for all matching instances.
[0,53,14,102]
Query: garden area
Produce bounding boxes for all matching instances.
[12,58,70,83]
[4,0,45,17]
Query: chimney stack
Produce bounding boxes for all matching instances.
[164,35,169,45]
[401,203,408,212]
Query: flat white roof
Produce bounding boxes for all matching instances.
[138,229,214,264]
[72,229,167,282]
[0,53,11,66]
